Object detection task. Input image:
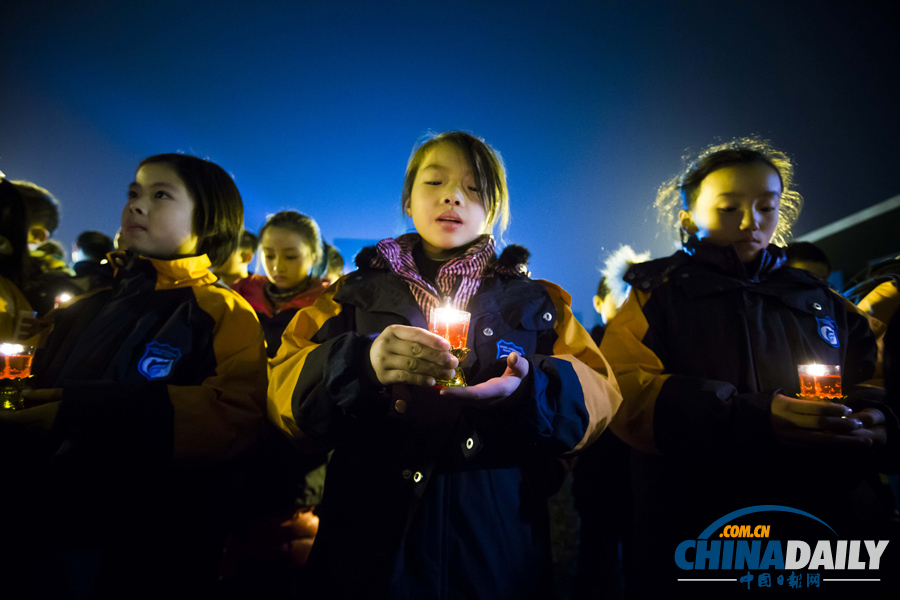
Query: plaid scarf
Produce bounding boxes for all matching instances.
[371,233,496,322]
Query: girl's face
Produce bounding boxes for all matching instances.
[261,226,314,290]
[406,143,487,260]
[121,163,199,260]
[679,163,782,263]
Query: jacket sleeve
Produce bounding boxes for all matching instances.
[858,281,900,330]
[516,280,622,455]
[268,284,387,451]
[839,293,899,471]
[54,289,268,466]
[601,288,775,456]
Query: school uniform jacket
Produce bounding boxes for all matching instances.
[232,273,328,358]
[33,252,268,465]
[269,262,621,599]
[600,240,895,592]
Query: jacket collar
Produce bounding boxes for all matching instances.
[108,251,217,289]
[683,237,786,283]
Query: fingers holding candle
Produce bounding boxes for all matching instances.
[771,393,875,448]
[368,324,458,386]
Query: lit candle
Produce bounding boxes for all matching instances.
[428,300,471,387]
[0,343,35,380]
[429,306,470,350]
[797,364,842,400]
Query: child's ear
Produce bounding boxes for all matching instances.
[592,295,602,314]
[240,250,254,265]
[404,201,412,218]
[678,210,698,235]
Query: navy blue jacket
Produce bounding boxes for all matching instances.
[601,241,894,594]
[269,261,620,599]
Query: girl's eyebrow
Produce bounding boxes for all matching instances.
[421,163,447,172]
[716,190,780,198]
[128,182,179,191]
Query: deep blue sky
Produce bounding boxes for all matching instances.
[2,1,898,325]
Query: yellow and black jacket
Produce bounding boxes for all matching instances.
[269,252,621,599]
[33,252,267,464]
[8,252,268,595]
[601,240,894,594]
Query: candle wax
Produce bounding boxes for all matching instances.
[429,320,469,350]
[0,354,33,380]
[798,373,842,399]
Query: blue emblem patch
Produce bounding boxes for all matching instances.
[138,342,182,380]
[816,316,840,348]
[496,339,525,359]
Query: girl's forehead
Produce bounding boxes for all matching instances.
[700,163,782,195]
[135,162,185,186]
[263,226,310,247]
[421,143,473,174]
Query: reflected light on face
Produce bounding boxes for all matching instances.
[680,163,782,263]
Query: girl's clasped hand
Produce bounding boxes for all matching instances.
[771,393,886,448]
[366,323,530,404]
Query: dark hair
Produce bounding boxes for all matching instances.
[138,154,244,268]
[595,276,609,299]
[785,242,831,272]
[12,180,60,233]
[76,230,114,261]
[259,211,323,269]
[0,179,28,285]
[239,230,259,253]
[325,243,344,274]
[655,137,802,247]
[401,131,509,235]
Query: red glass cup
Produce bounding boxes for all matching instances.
[429,307,470,387]
[1,343,36,410]
[797,364,842,401]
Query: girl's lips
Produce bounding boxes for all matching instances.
[436,211,464,231]
[437,220,463,231]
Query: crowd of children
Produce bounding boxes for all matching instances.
[0,132,897,599]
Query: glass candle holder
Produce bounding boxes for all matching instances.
[428,307,470,387]
[1,343,36,410]
[797,364,842,401]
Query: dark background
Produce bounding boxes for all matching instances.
[2,0,898,325]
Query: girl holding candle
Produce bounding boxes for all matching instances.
[269,131,622,599]
[0,154,268,597]
[600,137,897,596]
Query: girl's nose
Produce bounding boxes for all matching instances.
[443,188,463,206]
[128,198,148,215]
[741,211,760,231]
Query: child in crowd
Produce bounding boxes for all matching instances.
[323,242,345,284]
[0,153,267,598]
[0,177,33,341]
[573,244,647,600]
[785,240,832,281]
[12,179,80,315]
[71,229,115,292]
[589,245,650,346]
[232,211,328,358]
[600,137,896,596]
[268,131,621,599]
[226,211,329,594]
[13,179,67,264]
[214,229,259,287]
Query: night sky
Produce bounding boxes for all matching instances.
[2,0,898,325]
